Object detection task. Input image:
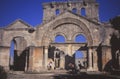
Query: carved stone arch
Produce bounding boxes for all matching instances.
[51,18,85,30]
[53,23,84,31]
[4,32,29,47]
[11,36,27,51]
[41,36,52,46]
[53,32,67,43]
[41,32,66,46]
[9,36,28,71]
[72,32,87,43]
[47,18,93,45]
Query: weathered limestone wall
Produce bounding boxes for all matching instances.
[42,1,99,22]
[28,46,44,72]
[0,46,10,70]
[1,20,36,47]
[101,46,112,71]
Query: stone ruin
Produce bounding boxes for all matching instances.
[0,0,119,72]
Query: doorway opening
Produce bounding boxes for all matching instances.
[75,50,87,70]
[9,37,27,71]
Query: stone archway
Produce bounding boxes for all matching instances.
[74,50,87,70]
[41,18,93,46]
[41,18,93,70]
[9,36,28,71]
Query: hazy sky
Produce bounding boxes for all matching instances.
[0,0,120,27]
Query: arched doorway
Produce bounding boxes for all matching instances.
[48,35,66,69]
[9,40,16,70]
[9,37,28,71]
[74,34,87,70]
[75,50,87,70]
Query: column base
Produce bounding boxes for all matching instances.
[26,68,48,73]
[87,67,93,71]
[3,66,9,71]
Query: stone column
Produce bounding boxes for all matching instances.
[101,46,112,70]
[60,51,65,69]
[44,46,48,69]
[87,47,93,71]
[27,47,33,72]
[55,58,59,68]
[60,56,65,69]
[93,47,98,71]
[25,50,28,72]
[68,44,72,56]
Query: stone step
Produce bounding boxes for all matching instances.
[7,73,54,79]
[7,70,68,79]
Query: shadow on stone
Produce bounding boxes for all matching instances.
[53,74,105,79]
[104,60,113,72]
[0,66,7,79]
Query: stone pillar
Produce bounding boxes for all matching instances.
[28,46,45,72]
[101,46,112,71]
[27,47,33,72]
[92,47,98,71]
[55,58,59,68]
[68,44,72,56]
[25,49,28,72]
[87,47,93,71]
[60,56,65,69]
[44,46,48,69]
[59,51,65,69]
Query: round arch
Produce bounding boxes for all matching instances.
[9,36,27,71]
[51,18,92,45]
[41,18,93,46]
[10,36,27,53]
[3,32,29,47]
[54,33,66,43]
[73,33,87,43]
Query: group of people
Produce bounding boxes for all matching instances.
[68,61,86,73]
[47,61,86,72]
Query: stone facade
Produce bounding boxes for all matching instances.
[0,0,119,72]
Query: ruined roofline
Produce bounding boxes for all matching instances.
[42,0,98,9]
[42,2,99,9]
[42,0,96,3]
[3,19,33,29]
[40,10,101,27]
[42,0,96,6]
[0,26,5,29]
[0,19,33,29]
[42,0,83,4]
[66,10,101,25]
[42,0,97,6]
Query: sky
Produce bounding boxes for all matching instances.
[0,0,120,27]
